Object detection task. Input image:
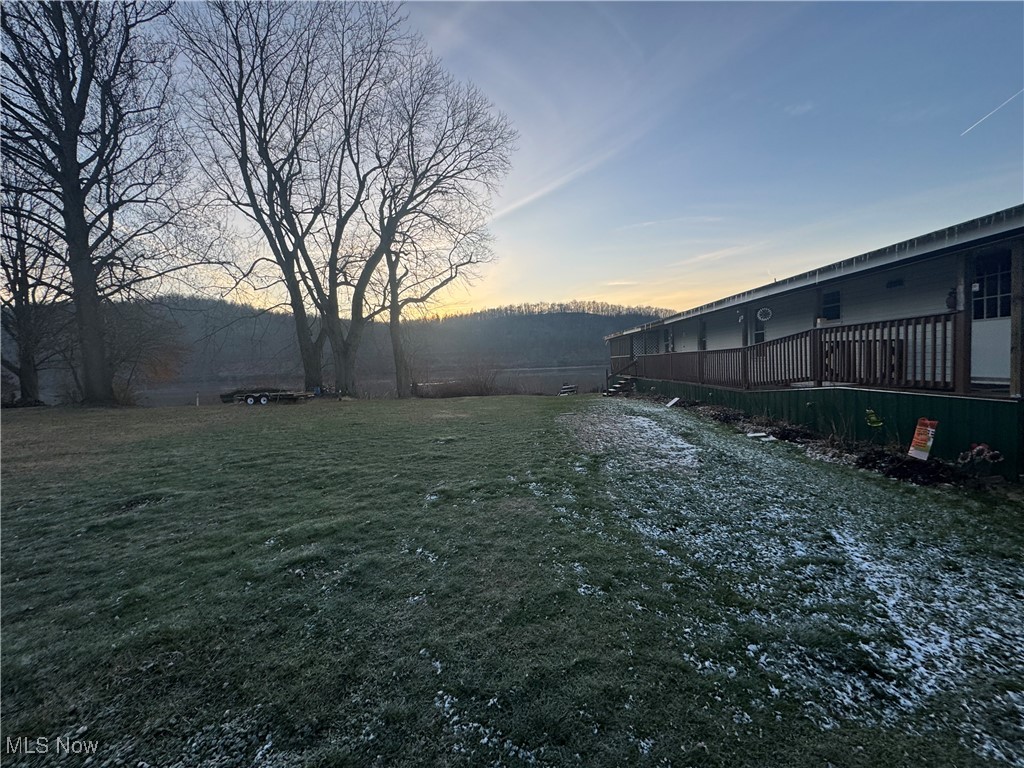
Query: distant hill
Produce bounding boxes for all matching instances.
[7,296,671,402]
[404,305,671,371]
[154,296,670,383]
[434,300,675,321]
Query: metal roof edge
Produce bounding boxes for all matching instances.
[605,204,1024,341]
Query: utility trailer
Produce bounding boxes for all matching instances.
[220,387,313,406]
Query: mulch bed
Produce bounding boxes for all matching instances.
[641,393,989,488]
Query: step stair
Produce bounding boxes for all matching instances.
[602,376,636,397]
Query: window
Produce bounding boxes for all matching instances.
[821,290,841,321]
[663,327,674,353]
[972,252,1011,320]
[753,317,766,344]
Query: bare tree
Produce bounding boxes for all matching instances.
[177,0,402,394]
[324,46,513,397]
[2,0,187,404]
[361,48,514,397]
[177,3,514,398]
[381,215,493,396]
[174,1,400,392]
[0,182,69,402]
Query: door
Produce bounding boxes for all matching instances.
[970,252,1011,383]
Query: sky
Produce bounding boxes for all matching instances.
[401,1,1024,314]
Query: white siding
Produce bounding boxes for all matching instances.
[972,318,1011,382]
[749,290,818,341]
[668,318,699,351]
[704,309,743,350]
[825,254,958,325]
[732,255,961,346]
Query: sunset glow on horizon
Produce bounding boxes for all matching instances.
[402,1,1023,317]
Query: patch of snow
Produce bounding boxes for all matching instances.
[252,734,274,764]
[561,409,699,474]
[415,547,439,564]
[557,397,1024,764]
[433,690,539,765]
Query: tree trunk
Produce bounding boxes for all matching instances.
[67,264,114,405]
[64,205,114,405]
[338,317,365,398]
[286,287,323,392]
[331,334,348,398]
[7,267,42,402]
[15,325,40,403]
[387,263,411,398]
[389,307,411,398]
[59,169,114,405]
[315,310,346,398]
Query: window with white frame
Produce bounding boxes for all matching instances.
[753,317,766,344]
[972,252,1011,320]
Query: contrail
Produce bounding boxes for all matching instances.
[961,88,1024,136]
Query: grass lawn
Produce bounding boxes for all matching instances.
[1,395,1022,767]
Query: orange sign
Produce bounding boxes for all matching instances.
[908,418,938,461]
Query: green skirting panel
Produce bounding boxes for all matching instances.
[635,379,1024,481]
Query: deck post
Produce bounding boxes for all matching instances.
[954,252,972,394]
[1011,240,1024,398]
[810,328,823,387]
[954,312,971,394]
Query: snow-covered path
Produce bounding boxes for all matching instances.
[560,398,1024,764]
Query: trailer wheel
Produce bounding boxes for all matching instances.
[259,394,270,405]
[245,395,256,405]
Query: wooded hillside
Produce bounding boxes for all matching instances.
[4,297,671,402]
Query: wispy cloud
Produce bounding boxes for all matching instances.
[961,88,1024,136]
[784,101,813,117]
[615,215,725,232]
[604,280,639,287]
[672,242,767,267]
[491,139,630,223]
[885,103,949,126]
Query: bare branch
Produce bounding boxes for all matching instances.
[2,0,191,404]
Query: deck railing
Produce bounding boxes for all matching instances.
[611,312,959,392]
